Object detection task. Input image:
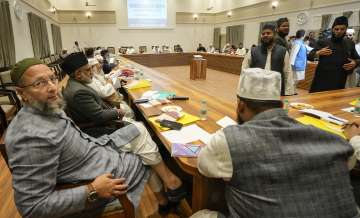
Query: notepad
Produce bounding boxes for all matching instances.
[296,116,345,138]
[127,79,151,90]
[149,112,200,131]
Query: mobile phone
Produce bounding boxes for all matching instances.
[159,119,183,130]
[134,99,149,104]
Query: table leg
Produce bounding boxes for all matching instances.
[192,172,209,213]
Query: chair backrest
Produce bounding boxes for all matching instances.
[107,47,116,54]
[139,46,147,54]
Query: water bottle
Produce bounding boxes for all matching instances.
[355,98,360,114]
[139,70,144,80]
[199,100,207,120]
[283,100,290,114]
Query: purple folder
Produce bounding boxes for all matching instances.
[171,143,203,157]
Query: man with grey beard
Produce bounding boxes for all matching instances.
[62,52,124,137]
[5,58,186,218]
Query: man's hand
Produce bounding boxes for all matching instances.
[343,58,357,71]
[117,108,125,119]
[316,47,332,56]
[343,122,360,140]
[91,174,128,199]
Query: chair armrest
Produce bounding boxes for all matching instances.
[56,180,135,218]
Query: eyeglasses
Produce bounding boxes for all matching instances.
[21,75,59,89]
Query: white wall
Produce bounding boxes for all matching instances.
[61,23,214,52]
[6,0,59,61]
[215,1,360,49]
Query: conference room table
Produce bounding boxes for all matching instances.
[118,56,360,214]
[121,52,244,75]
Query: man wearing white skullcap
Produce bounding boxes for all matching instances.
[191,68,360,218]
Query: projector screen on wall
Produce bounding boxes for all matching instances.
[127,0,167,28]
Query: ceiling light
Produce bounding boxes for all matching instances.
[271,1,279,9]
[49,6,56,14]
[227,11,232,17]
[193,14,198,20]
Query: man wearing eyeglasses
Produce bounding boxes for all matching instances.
[5,58,186,218]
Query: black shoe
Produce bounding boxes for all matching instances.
[166,185,187,203]
[158,201,177,215]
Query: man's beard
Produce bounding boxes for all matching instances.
[332,32,345,43]
[261,38,274,50]
[237,113,245,125]
[28,93,65,115]
[278,31,288,38]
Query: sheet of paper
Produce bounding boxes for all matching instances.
[161,124,212,144]
[217,116,237,128]
[342,107,355,113]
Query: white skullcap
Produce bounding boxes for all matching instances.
[347,29,355,34]
[88,58,99,66]
[95,54,104,62]
[237,68,281,101]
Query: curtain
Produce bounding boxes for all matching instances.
[28,13,50,58]
[0,1,16,68]
[51,24,62,54]
[258,21,276,43]
[321,14,332,30]
[343,11,353,19]
[226,25,244,47]
[358,11,360,42]
[213,28,221,50]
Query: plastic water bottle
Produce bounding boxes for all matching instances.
[283,100,290,114]
[199,100,207,120]
[355,98,360,114]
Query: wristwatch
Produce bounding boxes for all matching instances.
[87,183,98,202]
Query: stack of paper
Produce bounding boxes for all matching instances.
[296,116,345,138]
[161,124,212,144]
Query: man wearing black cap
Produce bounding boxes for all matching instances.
[6,57,186,218]
[241,23,295,96]
[61,52,124,137]
[309,16,360,92]
[275,17,290,51]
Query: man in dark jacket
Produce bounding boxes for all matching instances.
[241,23,294,96]
[62,52,124,137]
[308,16,360,93]
[275,17,290,51]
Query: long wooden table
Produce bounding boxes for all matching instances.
[120,56,360,214]
[121,52,244,75]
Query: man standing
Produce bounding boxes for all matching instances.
[308,31,317,48]
[191,68,360,218]
[290,29,308,88]
[308,16,360,93]
[72,41,82,52]
[275,17,290,50]
[242,23,295,96]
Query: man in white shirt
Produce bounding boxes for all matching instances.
[191,68,360,218]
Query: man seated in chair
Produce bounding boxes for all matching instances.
[191,68,360,218]
[62,52,127,137]
[5,58,186,218]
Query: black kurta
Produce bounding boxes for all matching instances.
[309,37,360,93]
